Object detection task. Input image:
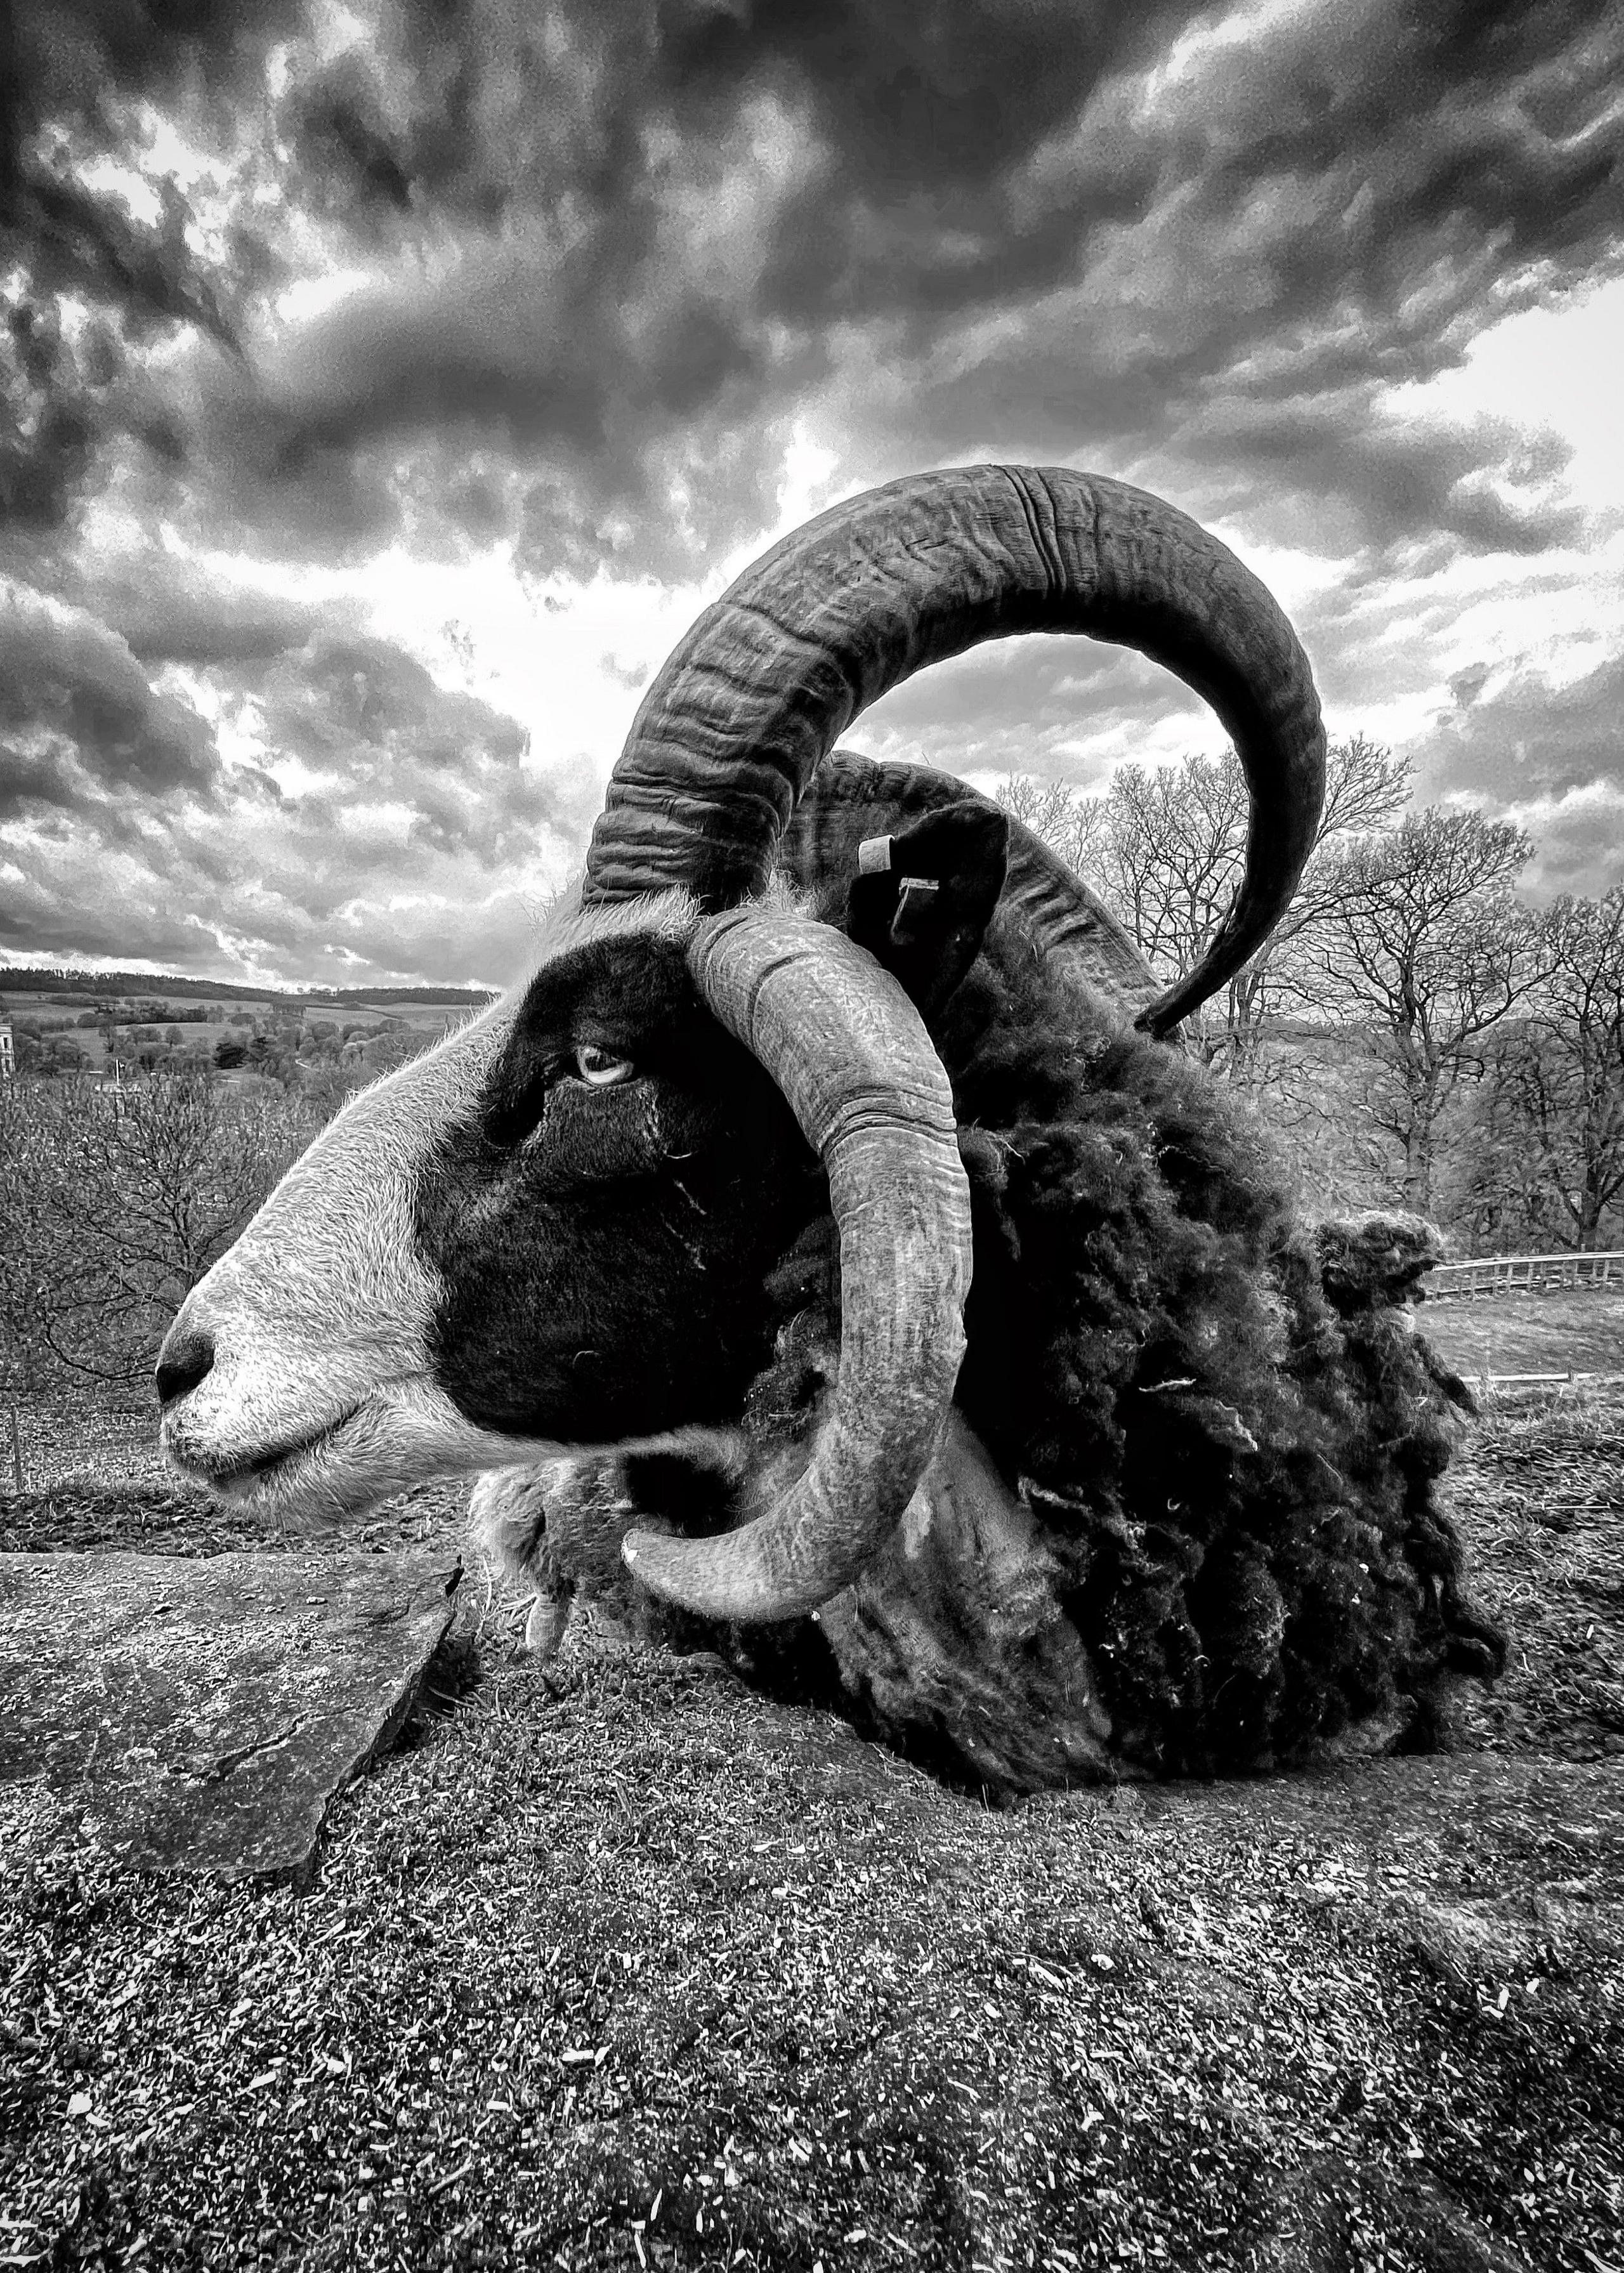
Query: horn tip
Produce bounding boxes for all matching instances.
[622,1523,839,1623]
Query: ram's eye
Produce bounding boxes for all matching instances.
[573,1044,635,1088]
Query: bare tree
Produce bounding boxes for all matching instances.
[1309,809,1538,1215]
[999,734,1411,1076]
[10,1066,308,1385]
[1090,754,1251,994]
[1470,890,1624,1249]
[995,772,1109,878]
[0,1081,62,1398]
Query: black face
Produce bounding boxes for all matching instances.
[416,933,822,1444]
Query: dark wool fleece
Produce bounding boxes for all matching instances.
[525,926,1506,1791]
[924,935,1504,1779]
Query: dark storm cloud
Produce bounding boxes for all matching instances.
[655,0,1191,304]
[285,56,415,226]
[67,561,352,666]
[1,608,568,983]
[243,631,560,865]
[830,0,1623,563]
[0,557,550,858]
[1417,651,1624,809]
[1177,395,1585,564]
[171,223,806,577]
[325,6,1621,572]
[0,745,83,821]
[275,0,1193,237]
[16,0,1614,575]
[1,0,316,533]
[0,588,221,809]
[2,0,308,274]
[11,170,237,350]
[754,0,1620,361]
[0,868,216,965]
[1,0,302,163]
[0,577,553,920]
[1,297,115,535]
[166,1,1202,562]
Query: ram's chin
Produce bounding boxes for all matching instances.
[166,1380,565,1532]
[209,1413,395,1526]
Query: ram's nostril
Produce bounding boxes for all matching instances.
[155,1326,215,1408]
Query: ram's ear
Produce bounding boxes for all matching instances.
[844,801,1010,1019]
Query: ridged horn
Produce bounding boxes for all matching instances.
[583,464,1326,1035]
[620,905,972,1622]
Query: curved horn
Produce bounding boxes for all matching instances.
[620,904,972,1623]
[584,464,1326,1036]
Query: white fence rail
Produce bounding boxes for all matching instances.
[1429,1250,1624,1299]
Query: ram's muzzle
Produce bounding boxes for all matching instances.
[157,1006,528,1518]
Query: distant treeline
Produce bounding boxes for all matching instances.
[0,966,495,1007]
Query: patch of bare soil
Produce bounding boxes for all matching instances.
[1,1390,1621,2272]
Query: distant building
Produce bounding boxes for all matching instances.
[88,1059,131,1113]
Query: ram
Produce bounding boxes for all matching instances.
[157,466,1500,1793]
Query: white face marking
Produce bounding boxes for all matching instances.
[160,993,539,1519]
[159,886,708,1523]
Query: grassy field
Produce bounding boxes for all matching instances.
[0,988,484,1026]
[1422,1289,1624,1383]
[1,1349,1621,2270]
[0,987,481,1075]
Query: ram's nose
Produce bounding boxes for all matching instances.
[155,1319,215,1409]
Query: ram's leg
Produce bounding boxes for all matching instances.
[524,1591,573,1660]
[469,1462,577,1662]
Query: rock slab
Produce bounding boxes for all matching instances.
[0,1550,459,1878]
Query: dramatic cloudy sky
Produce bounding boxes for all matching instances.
[2,0,1620,986]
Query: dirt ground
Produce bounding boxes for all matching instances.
[1,1349,1621,2272]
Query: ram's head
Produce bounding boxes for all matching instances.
[157,465,1325,1631]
